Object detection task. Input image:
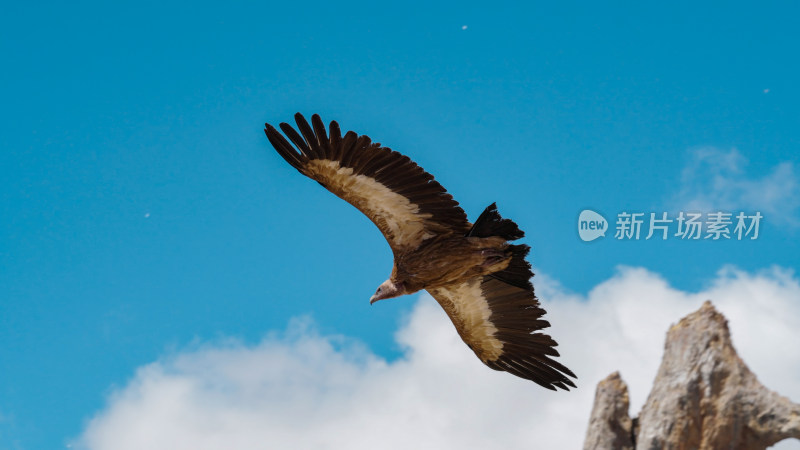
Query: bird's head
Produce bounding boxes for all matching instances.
[370,279,405,304]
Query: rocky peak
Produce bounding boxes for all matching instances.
[584,301,800,450]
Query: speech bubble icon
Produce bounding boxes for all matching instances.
[578,209,607,242]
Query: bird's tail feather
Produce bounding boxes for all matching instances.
[467,202,524,240]
[489,244,533,290]
[468,203,533,290]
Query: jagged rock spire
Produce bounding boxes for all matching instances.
[584,301,800,449]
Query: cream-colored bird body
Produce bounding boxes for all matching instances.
[265,113,576,390]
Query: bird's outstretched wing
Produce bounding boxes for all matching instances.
[428,245,577,391]
[265,113,471,254]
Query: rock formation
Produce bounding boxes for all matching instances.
[584,301,800,450]
[584,371,634,450]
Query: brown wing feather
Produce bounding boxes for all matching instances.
[428,276,576,391]
[265,113,471,254]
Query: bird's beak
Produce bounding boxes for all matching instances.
[370,280,400,305]
[370,293,389,305]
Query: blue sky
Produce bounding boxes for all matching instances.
[2,1,799,448]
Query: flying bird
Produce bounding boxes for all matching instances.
[264,113,576,391]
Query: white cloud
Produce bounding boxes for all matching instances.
[672,147,800,226]
[74,267,800,450]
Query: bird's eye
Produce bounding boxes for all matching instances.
[376,287,382,294]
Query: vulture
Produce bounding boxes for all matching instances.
[264,113,576,391]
